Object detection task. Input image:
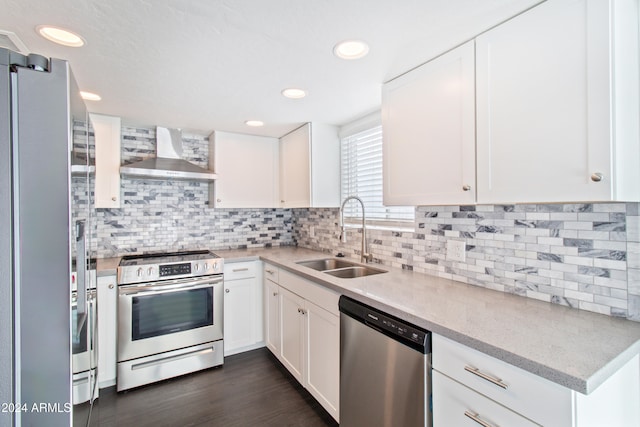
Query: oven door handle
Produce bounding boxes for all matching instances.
[119,276,222,297]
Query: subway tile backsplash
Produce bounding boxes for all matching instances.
[72,125,294,258]
[292,204,640,322]
[73,124,640,322]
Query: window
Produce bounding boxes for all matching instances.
[340,115,414,228]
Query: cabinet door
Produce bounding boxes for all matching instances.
[279,287,306,383]
[309,123,340,207]
[305,301,339,422]
[264,278,281,356]
[223,277,259,356]
[279,124,311,208]
[210,131,279,208]
[382,41,476,206]
[96,275,117,388]
[90,114,121,208]
[476,0,611,203]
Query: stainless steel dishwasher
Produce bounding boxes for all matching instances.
[339,296,432,427]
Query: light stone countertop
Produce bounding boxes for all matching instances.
[97,246,640,395]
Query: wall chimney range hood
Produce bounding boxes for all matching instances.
[120,127,217,181]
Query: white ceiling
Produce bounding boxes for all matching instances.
[0,0,541,137]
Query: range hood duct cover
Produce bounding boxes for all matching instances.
[120,127,217,181]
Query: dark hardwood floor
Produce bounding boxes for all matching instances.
[78,348,338,427]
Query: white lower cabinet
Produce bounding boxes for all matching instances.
[433,370,537,427]
[96,275,117,388]
[223,262,263,356]
[263,267,281,355]
[280,287,306,383]
[305,299,339,419]
[432,334,640,427]
[262,264,340,422]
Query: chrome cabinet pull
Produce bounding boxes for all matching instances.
[464,411,496,427]
[225,289,230,293]
[232,267,249,272]
[265,269,275,274]
[272,292,278,296]
[462,185,471,191]
[464,365,508,389]
[108,284,114,289]
[591,172,603,182]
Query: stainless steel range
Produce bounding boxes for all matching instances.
[116,250,224,392]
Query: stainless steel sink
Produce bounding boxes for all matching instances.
[296,258,387,279]
[323,266,386,279]
[296,258,357,271]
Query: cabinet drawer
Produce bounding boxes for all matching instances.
[433,334,571,426]
[433,370,539,427]
[224,261,257,281]
[263,263,279,283]
[279,270,339,315]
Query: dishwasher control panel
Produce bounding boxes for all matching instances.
[340,295,431,354]
[365,311,427,346]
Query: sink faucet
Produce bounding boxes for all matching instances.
[339,196,372,263]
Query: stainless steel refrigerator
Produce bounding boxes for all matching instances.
[0,48,94,426]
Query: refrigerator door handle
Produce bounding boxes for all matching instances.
[75,220,87,336]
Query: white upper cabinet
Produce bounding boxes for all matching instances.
[279,123,340,208]
[475,0,640,203]
[383,41,476,206]
[209,131,279,208]
[90,114,121,208]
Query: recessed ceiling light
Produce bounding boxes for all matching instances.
[80,91,101,101]
[281,88,307,99]
[36,25,85,47]
[333,40,369,60]
[245,120,264,127]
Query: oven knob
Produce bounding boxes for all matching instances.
[204,262,209,271]
[147,267,153,276]
[137,268,143,278]
[213,262,218,271]
[194,263,200,272]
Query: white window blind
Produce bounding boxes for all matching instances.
[341,125,414,225]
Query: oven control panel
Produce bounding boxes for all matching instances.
[160,263,192,277]
[118,256,224,285]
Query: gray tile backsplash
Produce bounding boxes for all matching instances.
[72,124,640,322]
[292,204,640,322]
[72,125,294,258]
